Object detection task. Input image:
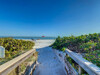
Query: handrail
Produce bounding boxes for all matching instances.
[0,49,36,75]
[65,49,100,75]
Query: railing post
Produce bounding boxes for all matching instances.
[78,65,82,75]
[16,66,21,75]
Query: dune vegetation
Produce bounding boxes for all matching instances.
[52,33,100,67]
[0,38,35,65]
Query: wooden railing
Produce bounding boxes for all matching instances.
[65,49,100,75]
[53,48,100,75]
[0,49,36,75]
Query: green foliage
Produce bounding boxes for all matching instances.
[61,47,66,52]
[52,33,100,52]
[52,33,100,68]
[0,38,34,52]
[96,42,100,49]
[84,50,100,67]
[80,41,97,52]
[0,38,35,65]
[52,36,62,49]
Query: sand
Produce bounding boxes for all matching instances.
[33,40,66,75]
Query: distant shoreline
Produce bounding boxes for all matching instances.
[0,36,56,40]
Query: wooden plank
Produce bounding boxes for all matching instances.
[0,49,36,75]
[65,49,100,75]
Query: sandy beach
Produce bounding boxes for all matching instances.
[33,40,66,75]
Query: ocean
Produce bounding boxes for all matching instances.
[0,37,56,40]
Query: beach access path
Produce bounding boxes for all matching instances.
[33,40,66,75]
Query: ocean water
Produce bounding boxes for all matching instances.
[13,37,56,40]
[0,36,56,40]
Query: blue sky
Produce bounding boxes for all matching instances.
[0,0,100,37]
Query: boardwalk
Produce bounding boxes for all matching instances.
[33,40,66,75]
[33,40,65,75]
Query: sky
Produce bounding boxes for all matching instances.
[0,0,100,37]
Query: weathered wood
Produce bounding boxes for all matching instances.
[16,66,21,75]
[24,61,37,75]
[78,65,81,75]
[65,59,78,75]
[65,49,100,75]
[0,49,36,75]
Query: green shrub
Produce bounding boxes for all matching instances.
[80,41,97,52]
[52,33,100,68]
[84,50,100,67]
[61,47,66,52]
[52,33,100,52]
[0,38,35,65]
